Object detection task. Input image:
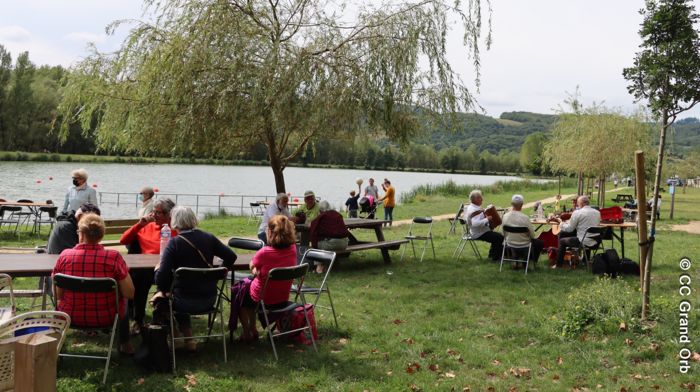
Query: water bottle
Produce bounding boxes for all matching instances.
[536,204,544,220]
[160,224,171,258]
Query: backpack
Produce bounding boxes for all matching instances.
[591,253,608,275]
[277,304,318,345]
[618,258,640,276]
[134,325,171,373]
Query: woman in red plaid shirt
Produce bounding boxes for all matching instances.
[53,214,136,354]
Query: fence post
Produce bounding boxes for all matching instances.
[196,195,199,215]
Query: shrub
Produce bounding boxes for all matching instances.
[50,154,61,162]
[554,277,644,337]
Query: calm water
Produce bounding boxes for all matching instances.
[0,162,527,218]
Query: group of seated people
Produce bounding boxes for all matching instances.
[464,189,602,269]
[257,191,354,273]
[48,197,312,354]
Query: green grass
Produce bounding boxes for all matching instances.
[4,186,700,391]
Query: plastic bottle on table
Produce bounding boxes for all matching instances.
[160,223,171,259]
[536,204,544,220]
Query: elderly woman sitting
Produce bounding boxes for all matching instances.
[238,215,297,342]
[120,197,177,335]
[309,201,354,273]
[52,213,136,354]
[154,206,237,351]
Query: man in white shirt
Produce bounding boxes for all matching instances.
[364,178,379,199]
[62,168,98,213]
[464,189,503,261]
[137,186,155,218]
[502,195,544,263]
[554,195,601,268]
[257,193,291,243]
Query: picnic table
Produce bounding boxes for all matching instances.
[531,219,637,259]
[296,218,407,264]
[0,200,54,234]
[611,194,634,203]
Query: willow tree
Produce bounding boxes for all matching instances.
[55,0,491,192]
[543,104,652,205]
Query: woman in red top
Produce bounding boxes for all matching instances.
[238,215,297,342]
[53,213,136,354]
[119,198,177,334]
[309,200,354,273]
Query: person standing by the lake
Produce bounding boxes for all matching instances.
[345,183,361,218]
[62,168,97,214]
[137,186,155,218]
[364,178,379,199]
[378,179,395,227]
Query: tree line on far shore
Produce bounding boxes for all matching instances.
[1,45,699,176]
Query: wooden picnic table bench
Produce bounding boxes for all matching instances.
[335,239,409,256]
[104,218,139,235]
[611,194,634,203]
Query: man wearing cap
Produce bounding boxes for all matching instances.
[294,190,321,222]
[502,195,544,265]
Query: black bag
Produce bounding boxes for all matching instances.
[618,258,640,276]
[591,253,608,275]
[134,325,171,373]
[604,249,620,277]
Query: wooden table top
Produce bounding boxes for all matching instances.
[296,217,388,231]
[0,252,252,277]
[0,201,53,208]
[531,219,637,229]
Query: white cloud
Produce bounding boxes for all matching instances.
[64,31,107,44]
[0,25,32,42]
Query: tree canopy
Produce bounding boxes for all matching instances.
[57,0,492,192]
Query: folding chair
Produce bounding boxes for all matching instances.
[169,267,228,373]
[580,226,605,268]
[401,217,435,262]
[0,274,15,322]
[34,201,58,235]
[257,264,316,360]
[0,206,21,235]
[12,199,35,230]
[499,225,533,275]
[0,310,71,391]
[453,218,482,261]
[52,274,119,384]
[295,249,338,328]
[248,202,265,224]
[228,237,264,283]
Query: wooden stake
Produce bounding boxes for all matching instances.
[14,334,57,392]
[634,151,649,318]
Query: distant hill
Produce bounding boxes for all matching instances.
[414,111,558,153]
[669,117,700,154]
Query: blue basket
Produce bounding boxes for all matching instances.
[15,326,49,337]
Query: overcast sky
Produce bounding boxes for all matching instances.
[1,0,699,119]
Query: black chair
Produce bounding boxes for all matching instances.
[168,267,228,373]
[401,217,435,262]
[295,249,338,328]
[248,202,265,224]
[580,226,606,268]
[257,264,316,360]
[499,225,533,275]
[34,200,58,235]
[52,274,120,384]
[227,237,264,283]
[12,199,35,230]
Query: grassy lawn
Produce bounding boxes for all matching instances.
[3,185,700,391]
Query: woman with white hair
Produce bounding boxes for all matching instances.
[257,193,291,244]
[155,206,237,351]
[308,201,354,273]
[62,168,98,213]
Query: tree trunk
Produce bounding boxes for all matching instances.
[269,153,287,194]
[642,112,669,320]
[577,171,584,196]
[635,151,649,293]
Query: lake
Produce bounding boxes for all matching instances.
[0,162,529,218]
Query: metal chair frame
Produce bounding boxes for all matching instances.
[52,274,119,384]
[256,264,316,360]
[0,274,16,321]
[248,202,265,224]
[33,204,58,235]
[499,225,533,275]
[453,218,482,261]
[295,249,338,328]
[580,226,606,269]
[401,217,436,262]
[168,267,228,373]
